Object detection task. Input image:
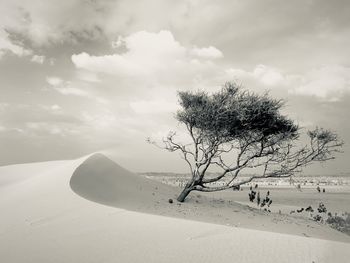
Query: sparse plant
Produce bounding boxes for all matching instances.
[248,189,272,212]
[149,82,343,202]
[313,214,323,222]
[305,206,314,212]
[326,213,350,235]
[248,190,256,202]
[295,202,350,235]
[318,202,327,213]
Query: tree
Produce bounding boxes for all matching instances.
[148,82,343,202]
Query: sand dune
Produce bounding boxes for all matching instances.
[70,153,178,209]
[0,153,349,263]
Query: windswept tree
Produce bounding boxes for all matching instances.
[149,82,343,202]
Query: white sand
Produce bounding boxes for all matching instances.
[0,153,349,263]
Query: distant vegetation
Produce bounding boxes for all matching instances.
[141,172,350,188]
[292,203,350,236]
[149,82,343,202]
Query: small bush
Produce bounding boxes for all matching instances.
[317,202,327,213]
[313,214,323,222]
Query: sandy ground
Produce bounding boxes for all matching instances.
[0,153,349,263]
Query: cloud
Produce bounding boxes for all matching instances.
[290,65,350,101]
[0,0,103,47]
[55,86,90,97]
[226,64,286,87]
[226,64,350,101]
[0,29,32,58]
[72,31,186,76]
[46,76,108,105]
[72,30,223,82]
[190,46,223,59]
[0,0,193,48]
[253,65,285,86]
[46,76,89,97]
[46,76,63,86]
[72,51,140,76]
[71,30,350,104]
[30,54,45,64]
[51,104,61,111]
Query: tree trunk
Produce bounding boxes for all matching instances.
[177,186,193,202]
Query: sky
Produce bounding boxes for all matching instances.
[0,0,350,174]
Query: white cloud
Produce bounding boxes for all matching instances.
[226,64,286,87]
[46,76,63,86]
[290,65,350,101]
[253,65,285,86]
[31,55,45,64]
[46,76,90,97]
[190,46,223,59]
[51,104,61,111]
[55,86,90,97]
[72,51,139,76]
[72,30,223,84]
[226,64,350,101]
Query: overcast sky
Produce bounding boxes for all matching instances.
[0,0,349,174]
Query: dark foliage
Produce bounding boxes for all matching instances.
[177,83,298,143]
